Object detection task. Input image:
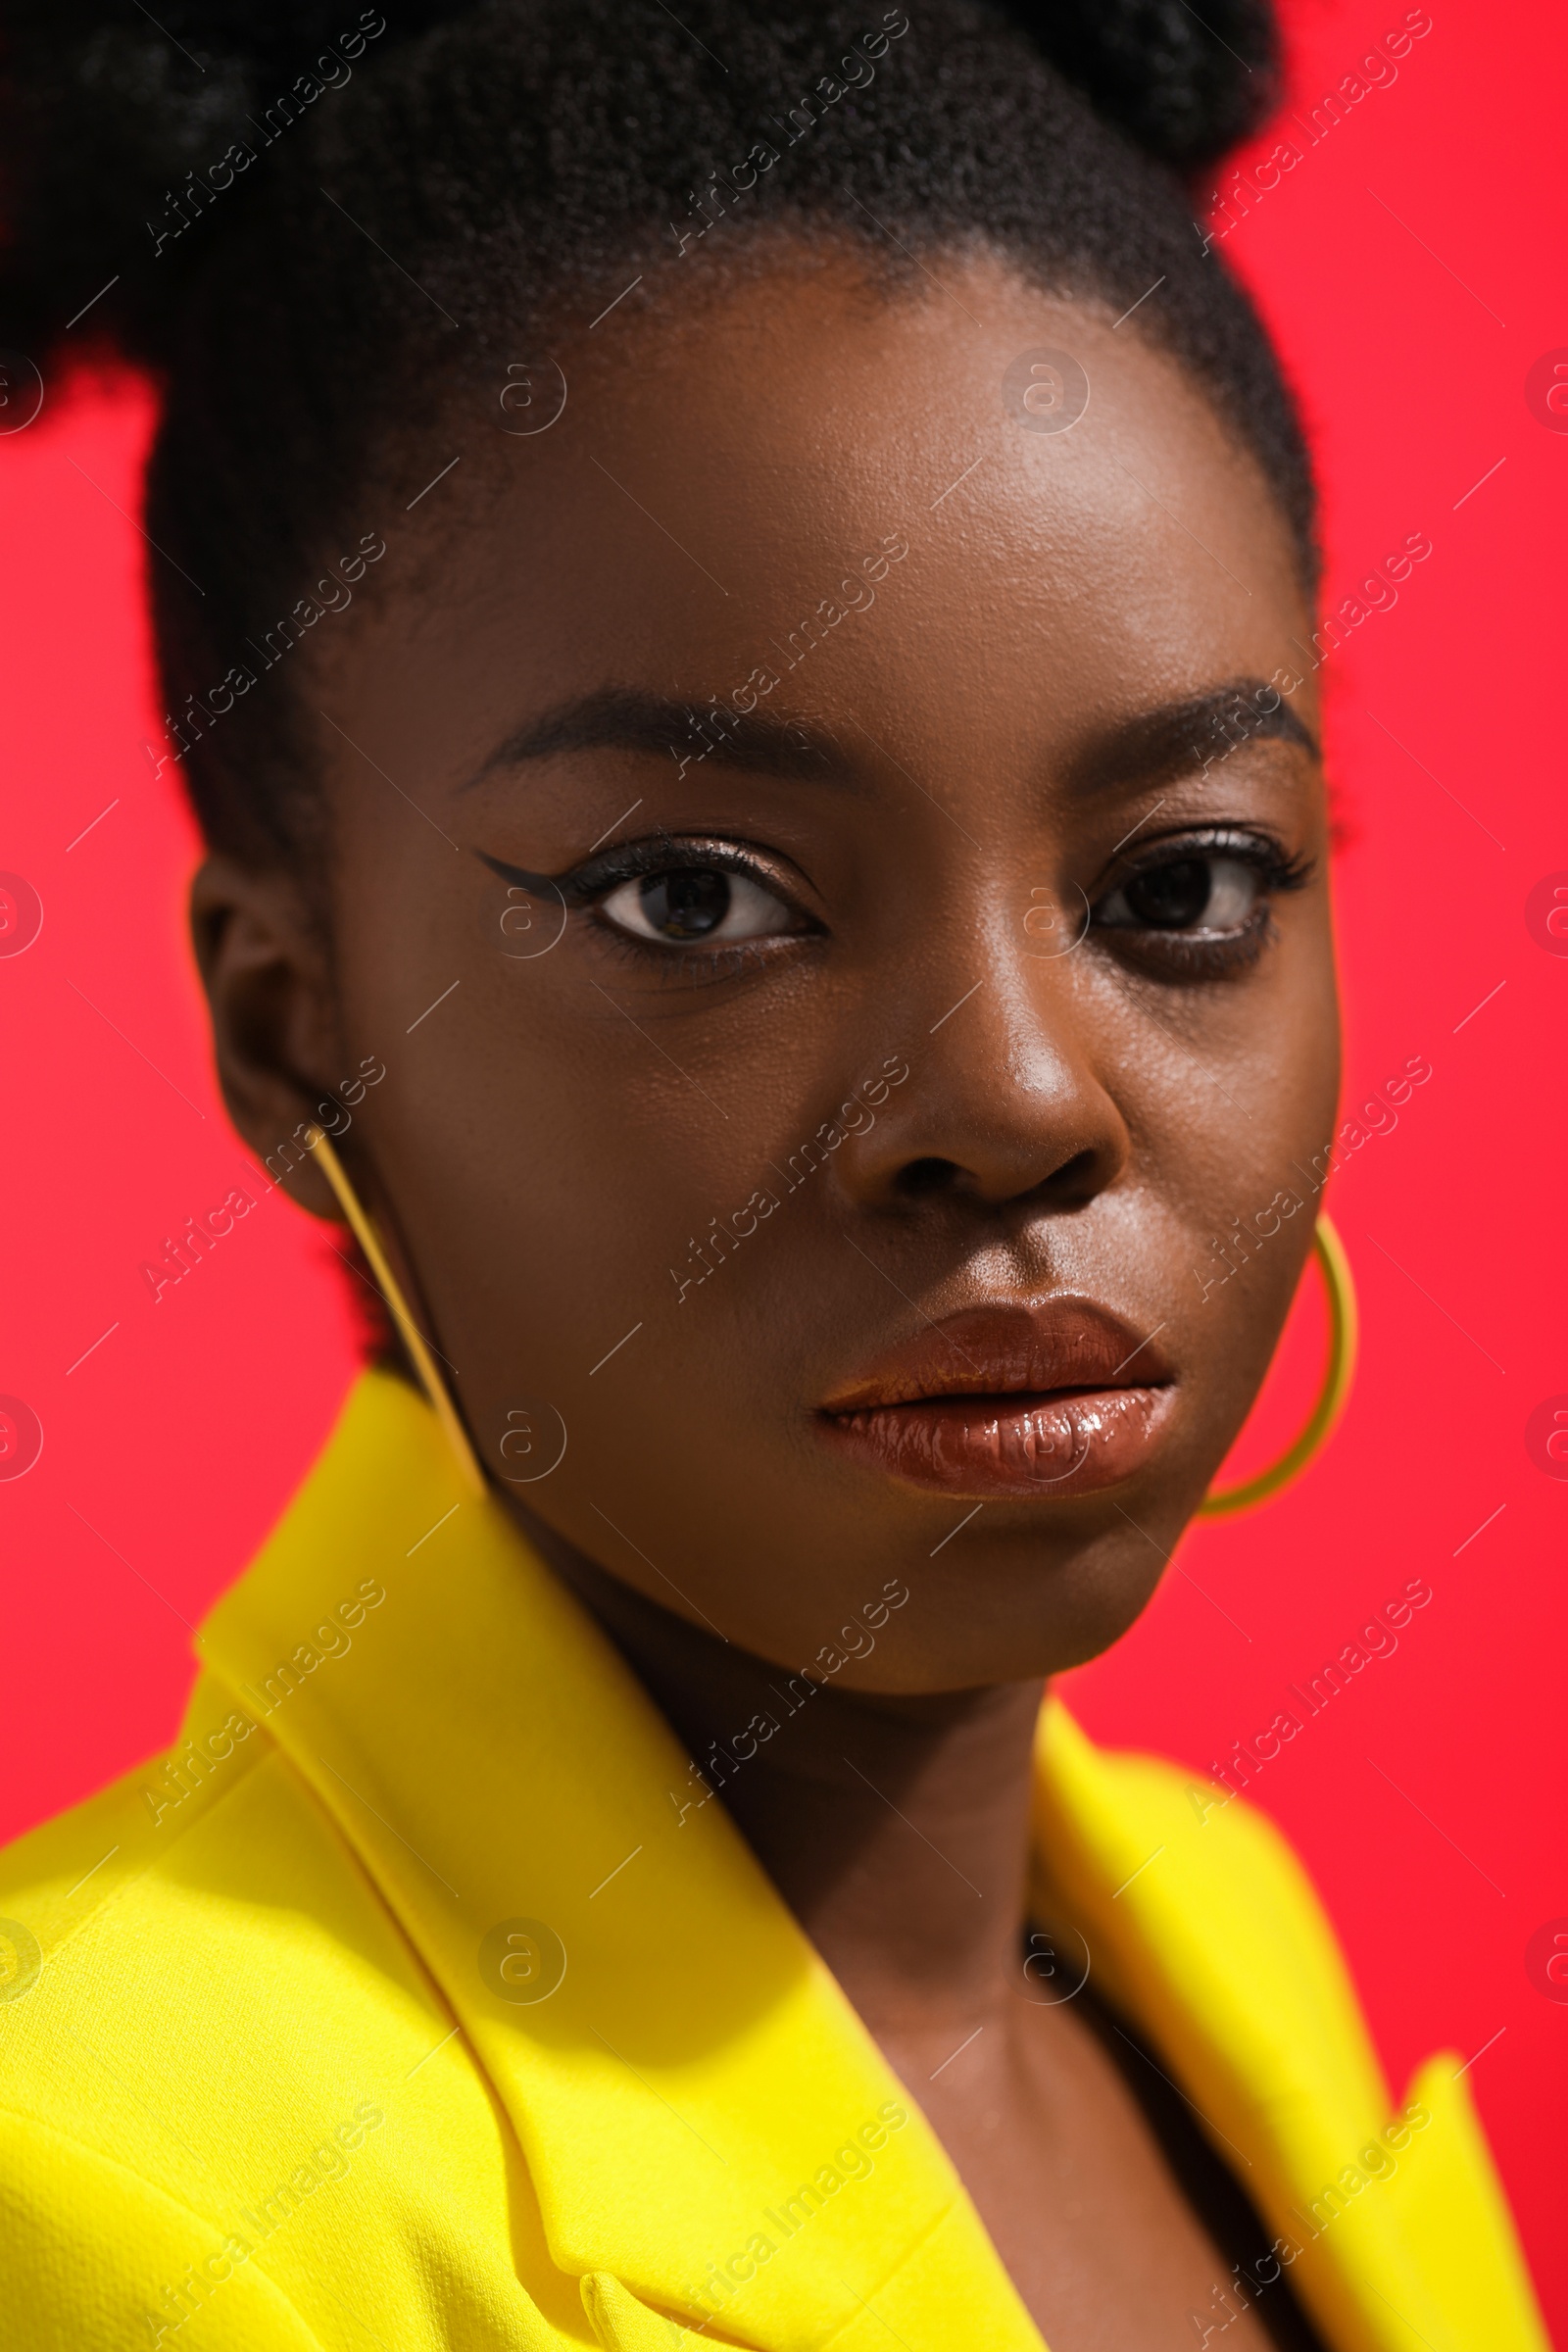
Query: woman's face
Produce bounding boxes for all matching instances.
[204,247,1339,1690]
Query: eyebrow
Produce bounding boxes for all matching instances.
[1067,681,1320,792]
[461,687,836,790]
[462,675,1319,797]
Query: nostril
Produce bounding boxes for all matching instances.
[894,1155,961,1200]
[1052,1149,1100,1198]
[889,1145,1103,1207]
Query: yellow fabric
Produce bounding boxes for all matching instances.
[0,1371,1545,2351]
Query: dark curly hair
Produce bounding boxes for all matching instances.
[0,0,1313,871]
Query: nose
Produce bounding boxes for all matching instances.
[832,947,1130,1216]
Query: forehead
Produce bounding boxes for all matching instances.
[343,249,1312,783]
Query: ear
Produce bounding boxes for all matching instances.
[189,855,346,1222]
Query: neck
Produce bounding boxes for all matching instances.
[528,1524,1044,2039]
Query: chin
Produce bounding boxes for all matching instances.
[819,1546,1170,1695]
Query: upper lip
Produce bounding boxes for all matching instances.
[819,1298,1172,1413]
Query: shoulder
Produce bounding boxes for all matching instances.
[0,1668,435,2083]
[0,1670,320,1996]
[1030,1692,1380,2073]
[1031,1701,1551,2352]
[0,1675,553,2348]
[0,1664,388,2110]
[0,1686,347,2346]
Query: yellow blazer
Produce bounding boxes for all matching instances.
[0,1373,1544,2351]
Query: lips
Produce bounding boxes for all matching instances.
[816,1298,1175,1499]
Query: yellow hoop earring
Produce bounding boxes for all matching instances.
[306,1125,487,1496]
[1198,1213,1357,1519]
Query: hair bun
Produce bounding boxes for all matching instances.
[0,2,455,368]
[999,0,1282,172]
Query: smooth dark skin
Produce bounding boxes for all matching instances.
[193,248,1340,2348]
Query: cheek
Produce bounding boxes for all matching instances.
[1126,893,1338,1218]
[340,885,838,1439]
[1144,901,1339,1411]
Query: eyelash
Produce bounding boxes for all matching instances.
[559,835,801,909]
[478,826,1313,977]
[479,838,818,978]
[1093,827,1314,976]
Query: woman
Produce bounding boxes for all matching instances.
[0,1,1545,2345]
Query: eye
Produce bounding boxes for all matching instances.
[598,864,796,946]
[1096,849,1270,934]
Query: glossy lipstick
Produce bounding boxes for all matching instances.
[817,1299,1174,1498]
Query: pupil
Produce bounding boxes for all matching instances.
[640,868,731,939]
[1126,858,1211,928]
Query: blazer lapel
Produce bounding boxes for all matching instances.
[1029,1702,1543,2352]
[198,1372,1042,2351]
[200,1372,1544,2352]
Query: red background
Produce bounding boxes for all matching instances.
[1,0,1562,2331]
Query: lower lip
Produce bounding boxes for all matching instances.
[817,1386,1175,1498]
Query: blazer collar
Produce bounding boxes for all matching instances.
[196,1371,1451,2352]
[197,1371,1040,2349]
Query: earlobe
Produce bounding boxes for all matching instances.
[188,856,344,1222]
